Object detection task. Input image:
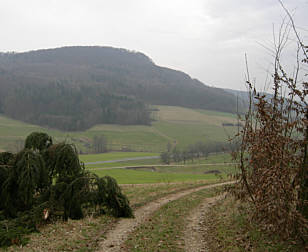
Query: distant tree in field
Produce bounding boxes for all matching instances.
[160,151,171,164]
[172,148,182,163]
[93,135,108,153]
[195,141,209,158]
[181,150,188,164]
[166,142,172,152]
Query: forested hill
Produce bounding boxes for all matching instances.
[0,46,240,131]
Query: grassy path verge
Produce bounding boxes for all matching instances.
[123,187,225,251]
[122,180,222,209]
[3,181,222,251]
[97,181,234,252]
[200,196,304,251]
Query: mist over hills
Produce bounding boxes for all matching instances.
[0,46,241,131]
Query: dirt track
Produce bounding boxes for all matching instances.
[96,181,235,252]
[184,193,226,252]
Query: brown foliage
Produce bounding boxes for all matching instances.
[233,19,308,241]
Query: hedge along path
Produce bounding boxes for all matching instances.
[97,181,235,252]
[184,193,227,252]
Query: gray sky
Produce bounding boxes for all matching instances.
[0,0,307,91]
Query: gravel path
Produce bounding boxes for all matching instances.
[96,181,234,252]
[184,193,226,252]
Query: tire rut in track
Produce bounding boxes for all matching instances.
[184,193,226,252]
[96,181,234,252]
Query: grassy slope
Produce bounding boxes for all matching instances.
[0,105,238,153]
[125,185,302,252]
[81,152,235,184]
[83,152,233,167]
[5,183,299,252]
[0,105,237,183]
[4,181,220,252]
[204,196,302,251]
[0,109,236,183]
[93,169,221,184]
[85,158,162,169]
[147,164,236,175]
[125,187,222,251]
[79,151,159,163]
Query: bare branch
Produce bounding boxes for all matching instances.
[278,0,308,58]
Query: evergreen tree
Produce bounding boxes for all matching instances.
[0,132,133,247]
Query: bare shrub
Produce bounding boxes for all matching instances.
[233,13,308,241]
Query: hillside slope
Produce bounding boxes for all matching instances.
[0,105,238,153]
[0,46,240,130]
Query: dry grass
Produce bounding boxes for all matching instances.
[202,195,305,251]
[4,215,117,252]
[124,187,222,251]
[2,180,218,251]
[122,180,219,208]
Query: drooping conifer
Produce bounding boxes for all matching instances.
[0,132,133,247]
[24,132,53,152]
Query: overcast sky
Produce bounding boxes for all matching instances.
[0,0,307,91]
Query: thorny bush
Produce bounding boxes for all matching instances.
[233,20,308,242]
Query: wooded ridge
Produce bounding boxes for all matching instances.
[0,46,241,131]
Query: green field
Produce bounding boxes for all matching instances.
[85,158,162,169]
[92,168,221,184]
[79,151,159,163]
[83,152,233,169]
[82,152,235,184]
[133,163,236,175]
[0,105,238,153]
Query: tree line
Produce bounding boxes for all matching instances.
[160,141,237,164]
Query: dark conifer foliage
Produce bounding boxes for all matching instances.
[0,152,14,210]
[0,152,14,165]
[97,175,133,218]
[0,132,133,247]
[24,132,53,151]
